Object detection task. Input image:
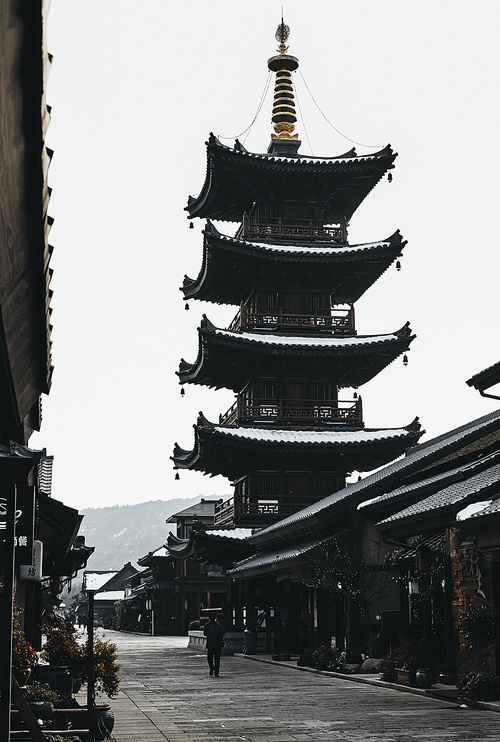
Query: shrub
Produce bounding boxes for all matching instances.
[312,645,341,671]
[457,671,500,702]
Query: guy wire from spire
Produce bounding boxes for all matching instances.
[218,71,273,143]
[293,73,314,155]
[298,68,385,149]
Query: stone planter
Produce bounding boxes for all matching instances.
[415,668,434,689]
[395,668,417,687]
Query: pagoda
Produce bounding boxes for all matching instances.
[172,20,422,527]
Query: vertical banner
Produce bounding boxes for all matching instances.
[20,540,43,581]
[0,485,35,566]
[13,485,35,565]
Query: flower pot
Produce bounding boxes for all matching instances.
[85,704,115,742]
[415,668,434,689]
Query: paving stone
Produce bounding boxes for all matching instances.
[95,631,500,742]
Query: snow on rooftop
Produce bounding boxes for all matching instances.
[151,546,169,557]
[456,501,494,521]
[214,426,410,445]
[225,235,391,256]
[205,528,253,540]
[214,328,397,348]
[94,590,125,602]
[83,572,116,591]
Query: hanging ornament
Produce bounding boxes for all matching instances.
[189,222,194,229]
[403,354,409,366]
[180,388,185,397]
[185,303,190,310]
[396,260,401,271]
[353,391,358,399]
[175,471,180,480]
[388,172,393,183]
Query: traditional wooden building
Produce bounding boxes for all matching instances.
[230,407,500,656]
[172,20,421,529]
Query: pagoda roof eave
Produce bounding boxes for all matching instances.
[177,317,415,391]
[171,414,423,480]
[182,222,407,305]
[185,134,397,223]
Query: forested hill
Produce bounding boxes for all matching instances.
[77,497,202,571]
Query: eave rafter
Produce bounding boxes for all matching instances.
[172,413,423,480]
[177,317,415,392]
[182,222,407,305]
[185,135,397,224]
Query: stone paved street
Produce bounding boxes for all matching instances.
[99,631,500,742]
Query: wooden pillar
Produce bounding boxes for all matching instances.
[87,590,95,720]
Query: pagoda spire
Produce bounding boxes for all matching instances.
[267,18,301,154]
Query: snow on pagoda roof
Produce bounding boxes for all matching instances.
[213,327,402,350]
[207,223,403,257]
[212,424,416,446]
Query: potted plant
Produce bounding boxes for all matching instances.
[382,633,436,687]
[72,633,121,742]
[36,614,80,694]
[11,611,37,687]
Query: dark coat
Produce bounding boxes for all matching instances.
[203,619,225,649]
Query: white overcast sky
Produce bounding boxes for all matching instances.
[32,0,500,510]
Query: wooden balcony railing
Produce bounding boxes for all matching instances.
[236,215,348,243]
[214,497,235,526]
[228,304,355,333]
[215,497,316,525]
[219,397,362,427]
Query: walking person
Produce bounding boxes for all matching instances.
[203,613,225,677]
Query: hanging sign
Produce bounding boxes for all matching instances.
[20,540,43,582]
[0,485,35,565]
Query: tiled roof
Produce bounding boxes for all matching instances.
[229,534,332,576]
[248,407,500,545]
[377,461,500,525]
[208,224,402,257]
[213,327,405,350]
[166,499,221,522]
[213,423,419,446]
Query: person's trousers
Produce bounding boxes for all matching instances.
[207,647,222,674]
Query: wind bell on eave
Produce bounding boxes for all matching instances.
[267,18,301,155]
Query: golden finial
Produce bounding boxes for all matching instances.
[275,17,290,53]
[267,17,300,149]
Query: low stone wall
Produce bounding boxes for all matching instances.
[188,630,269,655]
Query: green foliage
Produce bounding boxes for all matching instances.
[457,671,500,702]
[43,614,81,672]
[76,634,121,699]
[24,681,66,705]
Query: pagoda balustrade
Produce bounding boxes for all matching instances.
[236,214,348,243]
[214,496,313,526]
[228,304,355,333]
[219,396,362,426]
